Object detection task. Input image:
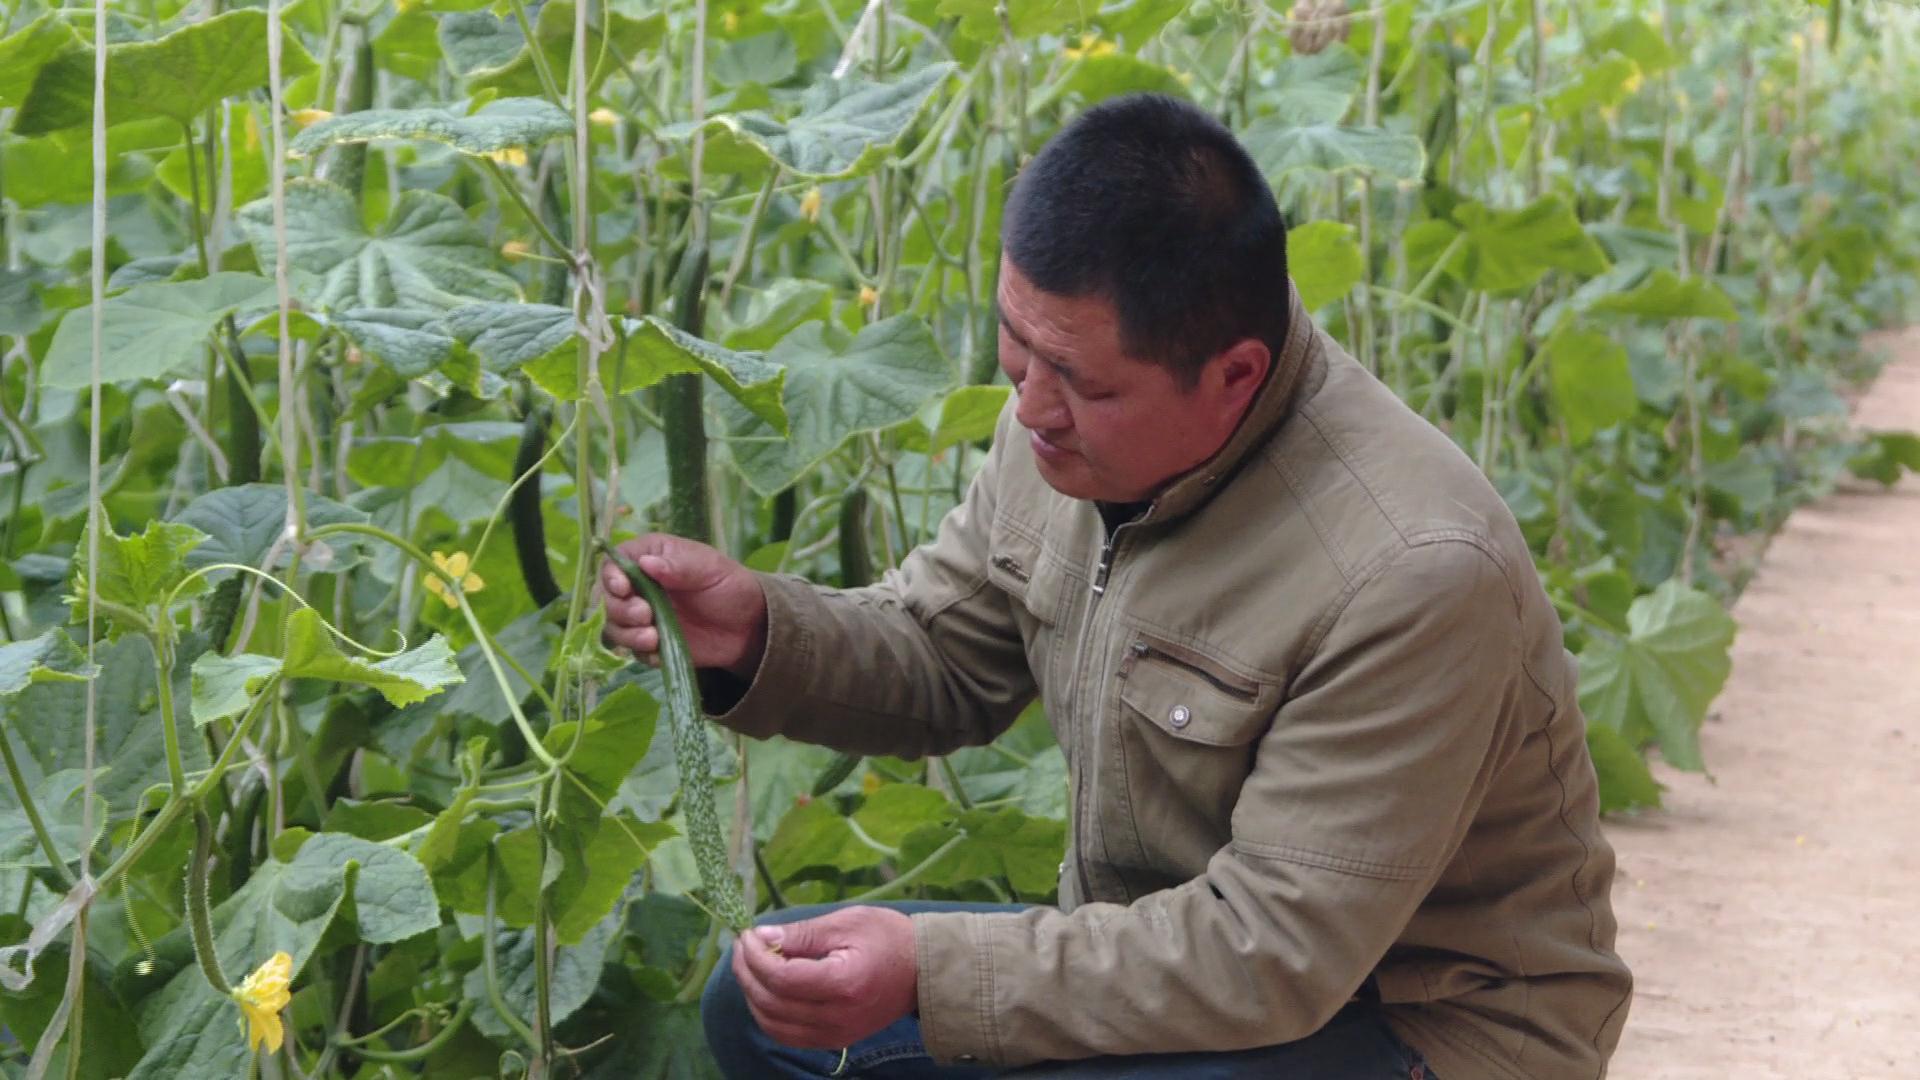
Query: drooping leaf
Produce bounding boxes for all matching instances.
[280,607,462,708]
[899,384,1013,455]
[0,630,93,697]
[443,301,578,374]
[718,278,833,352]
[718,317,952,496]
[1288,220,1366,311]
[1545,329,1638,445]
[0,14,80,111]
[662,64,957,181]
[896,806,1066,896]
[1576,581,1736,772]
[1586,724,1663,815]
[1587,269,1738,321]
[237,179,519,312]
[624,317,788,431]
[291,96,572,157]
[41,273,275,390]
[1243,120,1425,182]
[13,10,316,135]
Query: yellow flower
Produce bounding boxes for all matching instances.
[800,186,823,223]
[501,239,532,261]
[589,107,620,127]
[1062,33,1115,61]
[723,10,740,33]
[290,109,332,130]
[232,951,292,1053]
[1622,68,1644,96]
[424,551,485,609]
[861,771,882,794]
[484,147,528,168]
[859,285,879,307]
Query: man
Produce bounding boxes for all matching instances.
[602,94,1631,1078]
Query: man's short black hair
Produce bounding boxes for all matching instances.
[1002,93,1290,385]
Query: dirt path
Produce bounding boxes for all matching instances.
[1603,331,1920,1079]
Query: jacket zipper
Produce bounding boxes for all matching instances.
[1070,518,1130,905]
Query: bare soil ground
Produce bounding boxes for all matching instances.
[1603,331,1920,1079]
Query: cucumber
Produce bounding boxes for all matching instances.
[596,540,750,931]
[511,404,562,608]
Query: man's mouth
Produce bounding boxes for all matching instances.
[1029,429,1074,462]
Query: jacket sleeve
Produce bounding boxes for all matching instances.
[704,406,1037,759]
[911,538,1532,1066]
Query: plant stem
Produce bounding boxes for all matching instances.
[843,833,965,903]
[0,724,75,887]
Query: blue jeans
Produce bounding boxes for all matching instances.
[701,901,1436,1079]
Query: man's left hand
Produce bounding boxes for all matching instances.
[731,906,919,1049]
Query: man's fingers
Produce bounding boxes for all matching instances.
[609,595,654,628]
[733,946,829,1032]
[602,626,659,655]
[736,929,840,1007]
[600,558,633,599]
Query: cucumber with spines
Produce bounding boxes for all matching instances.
[597,539,750,931]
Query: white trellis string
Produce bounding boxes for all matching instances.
[23,0,110,1072]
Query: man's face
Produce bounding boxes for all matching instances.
[995,262,1265,504]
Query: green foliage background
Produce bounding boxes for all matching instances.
[1,0,1918,1074]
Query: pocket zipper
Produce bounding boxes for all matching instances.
[1125,640,1261,702]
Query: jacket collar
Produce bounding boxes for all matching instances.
[1137,278,1319,526]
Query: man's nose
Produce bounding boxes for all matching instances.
[1014,365,1069,431]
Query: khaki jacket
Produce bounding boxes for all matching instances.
[714,283,1632,1079]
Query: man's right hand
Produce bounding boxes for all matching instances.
[599,534,769,680]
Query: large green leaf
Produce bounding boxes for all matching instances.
[1576,581,1736,772]
[0,269,45,336]
[1455,196,1612,293]
[1243,120,1426,183]
[896,806,1066,896]
[664,64,957,181]
[1587,269,1738,321]
[467,1,665,99]
[0,770,103,871]
[898,384,1013,455]
[718,317,953,496]
[129,833,439,1078]
[1288,220,1365,311]
[1545,329,1637,445]
[444,301,578,374]
[237,179,519,312]
[0,630,93,697]
[1267,46,1362,126]
[466,914,617,1041]
[0,14,80,110]
[1545,54,1639,121]
[13,10,316,135]
[291,96,572,157]
[1591,16,1678,73]
[438,10,526,76]
[41,273,275,390]
[172,483,368,573]
[188,652,281,726]
[0,117,173,208]
[333,308,461,377]
[3,634,211,820]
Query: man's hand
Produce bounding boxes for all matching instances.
[731,907,919,1049]
[599,534,768,678]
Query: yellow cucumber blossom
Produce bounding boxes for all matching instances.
[859,285,879,307]
[1622,67,1645,96]
[1062,33,1115,61]
[425,551,485,609]
[723,10,740,33]
[800,186,823,223]
[290,109,332,130]
[484,147,529,167]
[589,107,621,127]
[232,951,292,1053]
[502,239,533,261]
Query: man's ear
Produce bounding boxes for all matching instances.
[1211,338,1272,414]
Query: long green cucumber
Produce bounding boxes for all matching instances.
[511,404,562,608]
[597,540,750,931]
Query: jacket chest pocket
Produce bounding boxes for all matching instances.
[987,516,1068,627]
[1113,633,1275,857]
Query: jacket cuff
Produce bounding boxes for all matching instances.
[703,571,818,739]
[913,911,1001,1066]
